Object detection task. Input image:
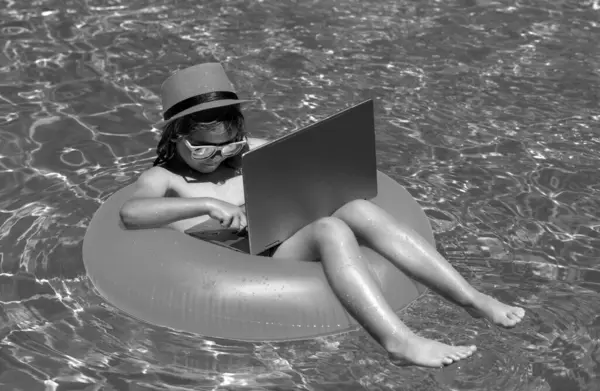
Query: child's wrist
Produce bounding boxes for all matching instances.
[200,197,221,215]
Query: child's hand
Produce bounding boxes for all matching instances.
[208,200,247,231]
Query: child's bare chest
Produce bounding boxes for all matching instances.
[170,174,245,206]
[166,174,244,232]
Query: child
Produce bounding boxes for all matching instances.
[120,63,525,368]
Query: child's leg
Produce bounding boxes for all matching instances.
[272,217,476,368]
[333,200,525,327]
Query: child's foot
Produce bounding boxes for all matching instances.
[387,334,476,368]
[465,292,525,327]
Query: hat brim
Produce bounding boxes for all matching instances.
[153,99,253,129]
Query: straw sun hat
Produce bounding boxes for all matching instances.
[153,63,253,129]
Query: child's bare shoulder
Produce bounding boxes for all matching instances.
[247,137,269,150]
[130,165,177,197]
[136,165,175,183]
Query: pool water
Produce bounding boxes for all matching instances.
[1,0,600,389]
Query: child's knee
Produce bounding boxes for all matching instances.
[313,216,353,242]
[337,199,375,218]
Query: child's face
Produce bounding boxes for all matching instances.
[175,124,239,173]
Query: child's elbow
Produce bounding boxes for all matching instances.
[119,201,138,229]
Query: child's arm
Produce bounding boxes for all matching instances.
[119,167,218,229]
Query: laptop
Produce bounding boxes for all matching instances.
[185,99,378,255]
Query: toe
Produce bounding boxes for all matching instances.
[503,318,516,327]
[458,350,471,358]
[508,312,523,323]
[464,345,476,353]
[506,311,517,319]
[510,310,526,322]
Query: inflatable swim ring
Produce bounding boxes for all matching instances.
[82,171,432,342]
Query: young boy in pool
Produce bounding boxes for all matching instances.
[120,63,525,368]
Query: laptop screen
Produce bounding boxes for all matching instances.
[242,99,378,255]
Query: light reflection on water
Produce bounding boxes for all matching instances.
[1,0,600,389]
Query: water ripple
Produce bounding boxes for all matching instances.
[1,0,600,389]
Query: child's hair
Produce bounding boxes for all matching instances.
[153,105,248,170]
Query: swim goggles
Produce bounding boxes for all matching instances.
[183,135,247,161]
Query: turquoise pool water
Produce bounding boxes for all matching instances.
[1,0,600,389]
